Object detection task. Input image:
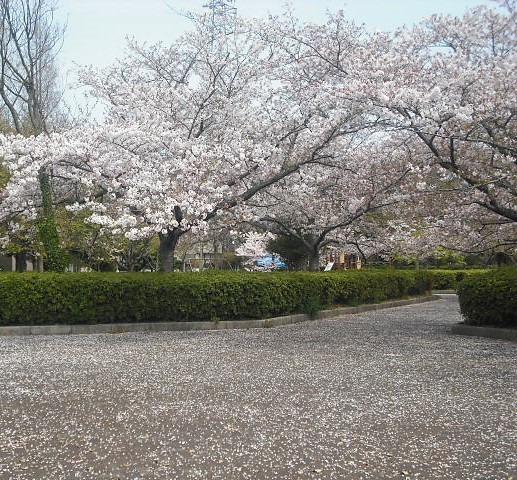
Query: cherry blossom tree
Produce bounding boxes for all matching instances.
[267,2,516,255]
[2,11,381,271]
[2,3,514,272]
[68,14,285,271]
[3,13,264,271]
[368,1,516,227]
[238,135,414,270]
[235,231,273,258]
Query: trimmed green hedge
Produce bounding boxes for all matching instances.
[457,268,517,328]
[423,269,487,290]
[0,270,432,326]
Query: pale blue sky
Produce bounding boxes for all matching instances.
[55,0,494,109]
[57,0,494,68]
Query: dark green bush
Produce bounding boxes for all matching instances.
[424,269,487,290]
[457,268,517,328]
[0,270,432,326]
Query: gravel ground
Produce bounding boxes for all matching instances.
[0,294,515,480]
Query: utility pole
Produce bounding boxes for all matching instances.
[202,0,237,34]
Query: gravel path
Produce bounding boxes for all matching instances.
[0,294,515,480]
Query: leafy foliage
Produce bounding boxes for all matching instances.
[37,172,68,271]
[424,269,487,290]
[0,162,8,190]
[0,270,432,326]
[267,235,308,270]
[37,216,68,271]
[458,268,517,328]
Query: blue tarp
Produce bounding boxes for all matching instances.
[255,255,286,269]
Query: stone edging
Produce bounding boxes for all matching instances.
[450,323,517,342]
[0,295,439,337]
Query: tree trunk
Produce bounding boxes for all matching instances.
[158,228,182,272]
[308,248,320,272]
[37,170,67,271]
[15,252,27,272]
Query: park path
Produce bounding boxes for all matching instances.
[0,294,515,480]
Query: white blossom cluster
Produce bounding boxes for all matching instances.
[0,3,515,264]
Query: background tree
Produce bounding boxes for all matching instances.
[267,234,308,271]
[241,135,414,270]
[267,3,516,256]
[0,0,67,270]
[369,1,516,224]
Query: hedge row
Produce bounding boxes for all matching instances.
[457,268,517,328]
[423,269,487,290]
[0,270,432,326]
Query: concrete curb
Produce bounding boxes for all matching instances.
[450,323,517,342]
[0,295,439,337]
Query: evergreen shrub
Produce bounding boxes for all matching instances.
[457,268,517,328]
[0,270,432,326]
[424,269,486,290]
